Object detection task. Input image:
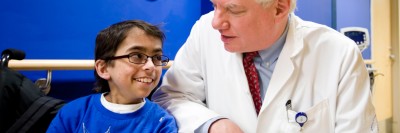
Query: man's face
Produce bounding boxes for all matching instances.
[211,0,282,53]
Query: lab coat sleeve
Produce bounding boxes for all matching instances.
[152,15,220,132]
[335,43,378,132]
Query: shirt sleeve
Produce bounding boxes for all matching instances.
[195,116,226,133]
[46,110,69,133]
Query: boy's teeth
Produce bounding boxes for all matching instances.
[137,78,152,83]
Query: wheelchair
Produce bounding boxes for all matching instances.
[0,49,64,133]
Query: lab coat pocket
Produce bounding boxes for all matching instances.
[285,99,332,133]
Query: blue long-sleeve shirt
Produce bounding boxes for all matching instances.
[47,94,177,133]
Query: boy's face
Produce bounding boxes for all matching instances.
[98,28,163,104]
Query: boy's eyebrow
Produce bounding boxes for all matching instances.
[152,48,163,53]
[126,46,163,53]
[127,46,145,52]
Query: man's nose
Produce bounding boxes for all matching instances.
[212,10,228,30]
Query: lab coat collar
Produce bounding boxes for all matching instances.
[259,13,305,116]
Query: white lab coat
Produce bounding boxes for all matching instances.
[152,11,378,133]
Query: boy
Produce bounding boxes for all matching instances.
[47,20,177,133]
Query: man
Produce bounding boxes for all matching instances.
[152,0,378,132]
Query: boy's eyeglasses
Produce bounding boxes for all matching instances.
[105,52,169,66]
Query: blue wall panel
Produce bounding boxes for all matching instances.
[0,0,201,67]
[295,0,332,27]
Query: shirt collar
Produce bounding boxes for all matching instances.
[258,20,289,63]
[100,93,146,114]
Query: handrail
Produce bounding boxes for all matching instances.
[9,59,371,70]
[8,59,173,70]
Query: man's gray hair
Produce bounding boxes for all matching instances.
[256,0,297,13]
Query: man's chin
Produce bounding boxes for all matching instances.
[224,45,244,53]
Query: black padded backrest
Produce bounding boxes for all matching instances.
[0,67,44,132]
[0,49,65,133]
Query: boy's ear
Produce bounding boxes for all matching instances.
[95,60,111,80]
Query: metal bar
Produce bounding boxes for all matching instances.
[8,59,172,70]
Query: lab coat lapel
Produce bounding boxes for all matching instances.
[259,14,304,115]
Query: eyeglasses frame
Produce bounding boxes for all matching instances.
[105,52,169,66]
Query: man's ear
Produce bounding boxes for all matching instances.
[95,60,111,80]
[275,0,290,19]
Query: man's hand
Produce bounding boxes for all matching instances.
[209,118,244,133]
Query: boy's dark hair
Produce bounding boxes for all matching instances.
[94,20,165,93]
